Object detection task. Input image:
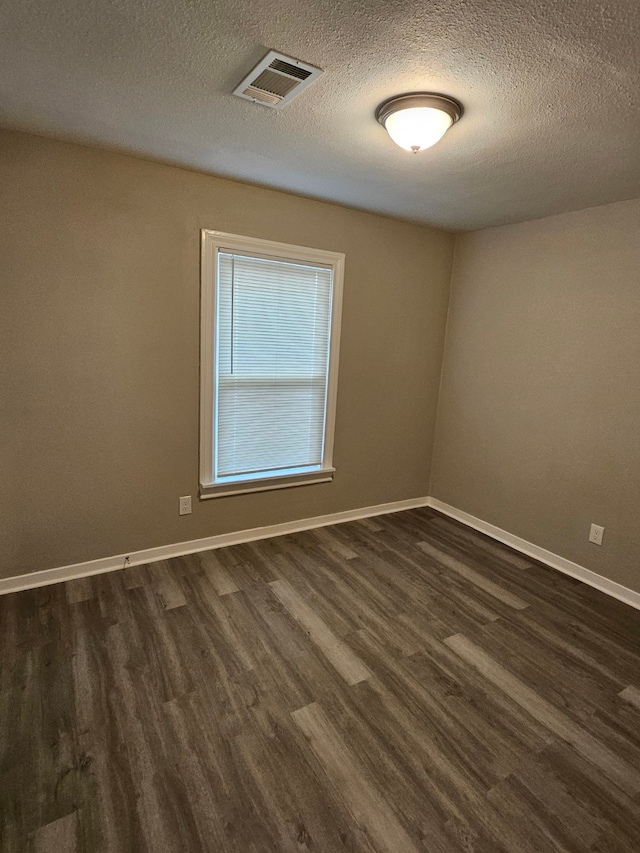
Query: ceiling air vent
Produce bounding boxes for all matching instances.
[233,50,323,109]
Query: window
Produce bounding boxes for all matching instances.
[200,230,344,498]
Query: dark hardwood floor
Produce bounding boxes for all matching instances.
[1,508,639,852]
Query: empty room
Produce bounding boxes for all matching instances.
[1,0,639,850]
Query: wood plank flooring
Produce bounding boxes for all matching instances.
[1,508,639,852]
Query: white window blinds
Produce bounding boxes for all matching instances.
[215,252,334,482]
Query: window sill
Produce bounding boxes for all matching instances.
[200,468,335,499]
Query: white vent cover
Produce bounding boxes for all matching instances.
[233,50,323,109]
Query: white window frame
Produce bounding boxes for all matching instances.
[200,230,345,499]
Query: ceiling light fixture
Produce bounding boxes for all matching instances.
[376,93,462,153]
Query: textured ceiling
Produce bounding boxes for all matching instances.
[1,0,639,230]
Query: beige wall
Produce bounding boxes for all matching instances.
[431,198,640,592]
[0,129,454,579]
[5,127,637,594]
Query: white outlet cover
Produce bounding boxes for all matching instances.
[589,523,604,545]
[179,495,192,515]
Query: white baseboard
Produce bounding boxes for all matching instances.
[3,494,639,612]
[428,497,640,612]
[0,496,431,596]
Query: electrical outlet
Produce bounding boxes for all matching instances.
[589,523,604,546]
[179,495,192,516]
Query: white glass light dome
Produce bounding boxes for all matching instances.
[376,93,462,153]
